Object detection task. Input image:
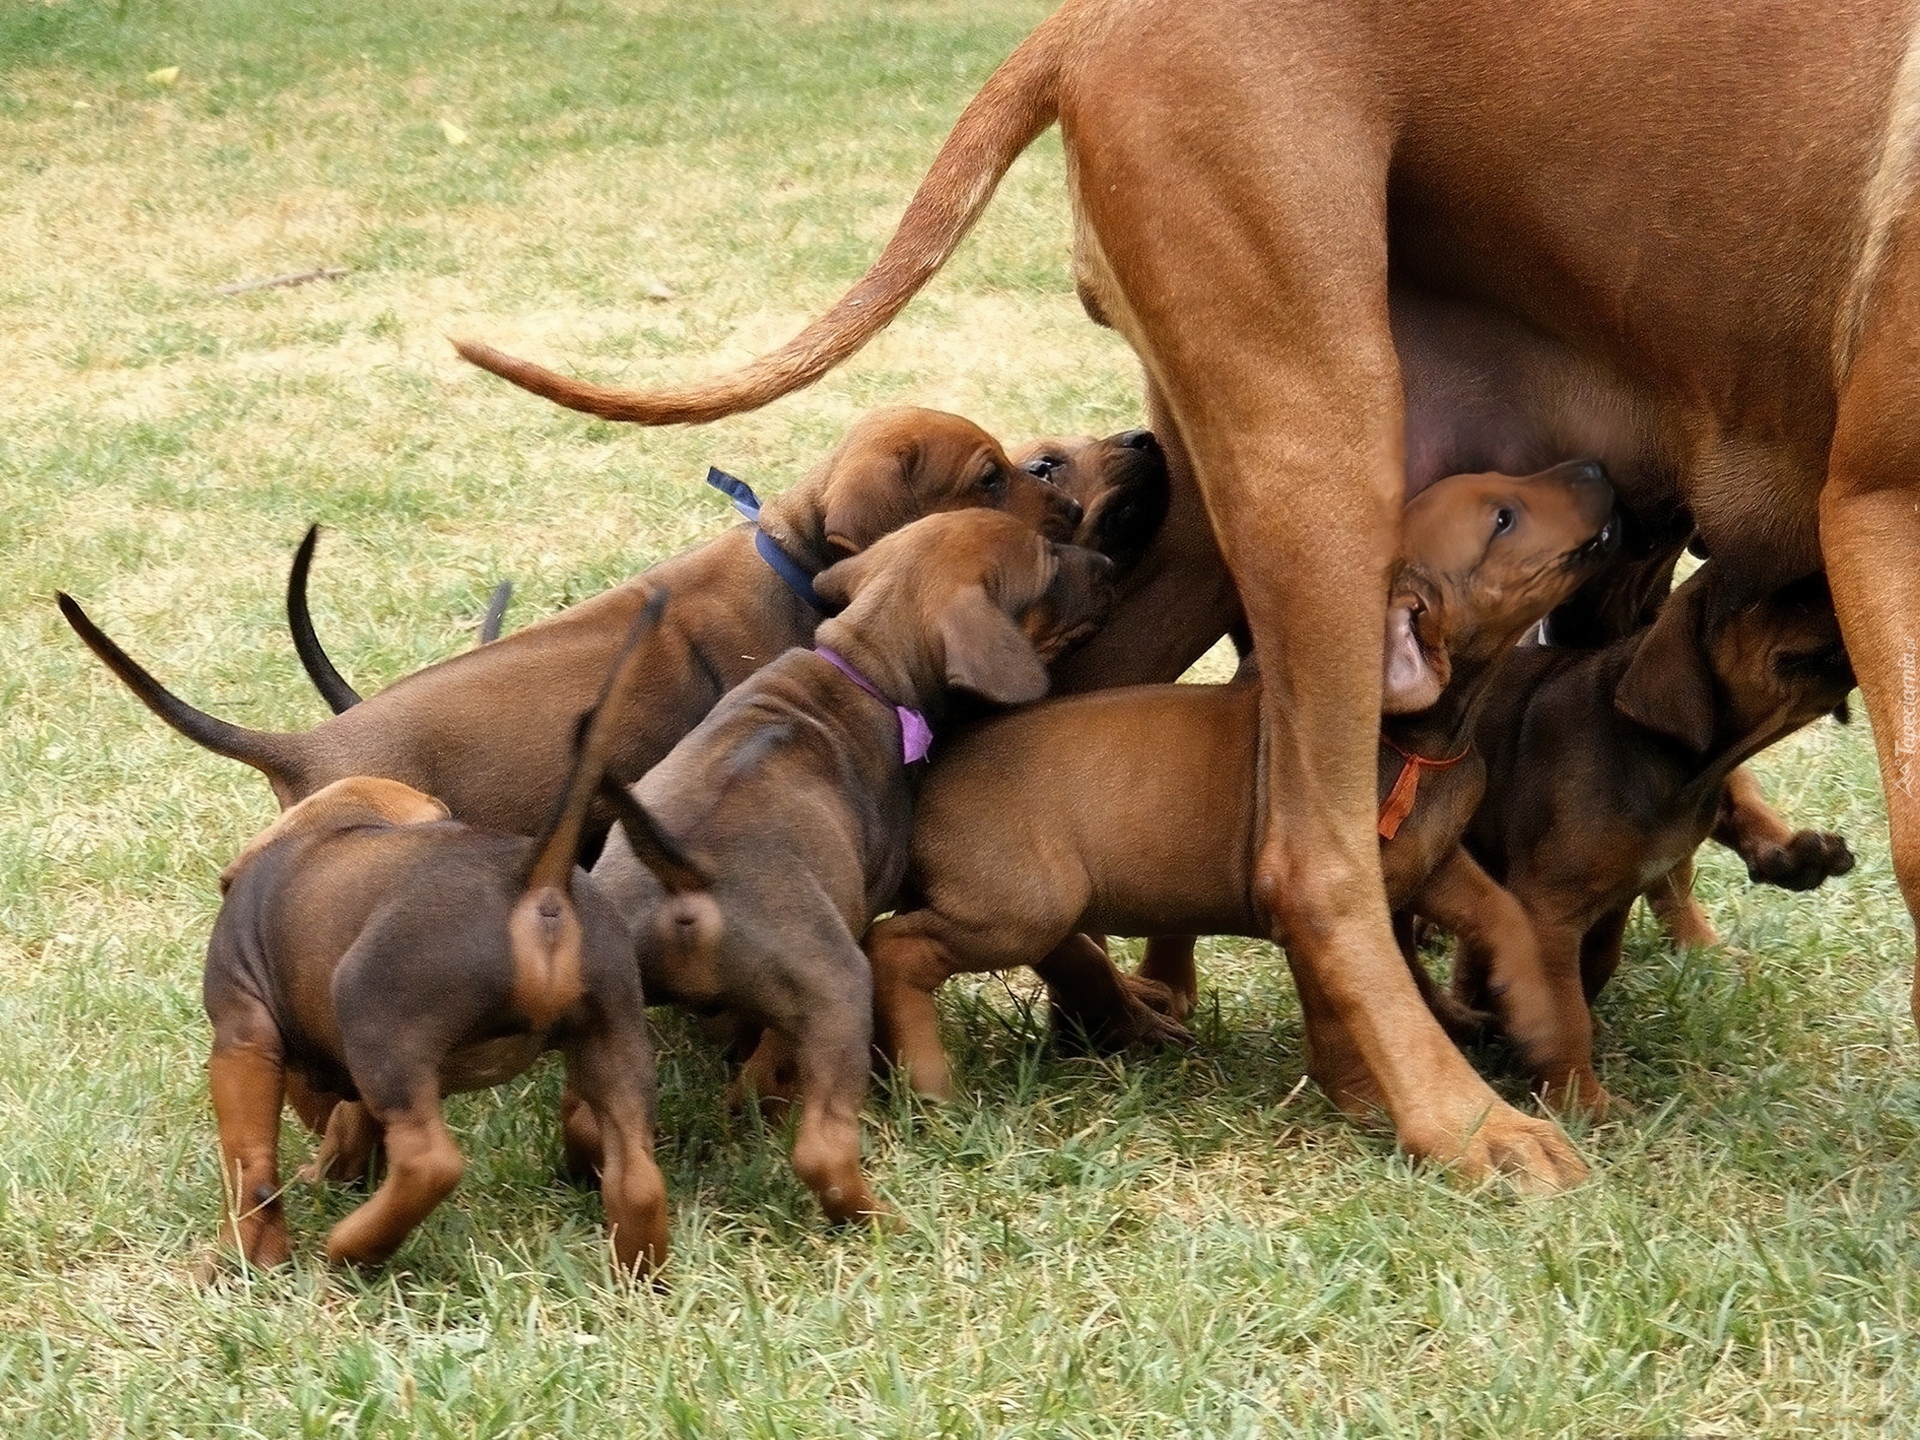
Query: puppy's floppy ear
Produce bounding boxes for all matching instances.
[812,547,881,609]
[939,584,1051,705]
[1382,590,1450,715]
[1614,583,1716,752]
[820,445,918,556]
[219,777,448,892]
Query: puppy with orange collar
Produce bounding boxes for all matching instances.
[865,464,1616,1149]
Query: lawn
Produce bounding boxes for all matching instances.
[2,1,1916,1434]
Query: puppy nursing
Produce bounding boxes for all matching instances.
[1441,567,1857,1115]
[867,463,1618,1103]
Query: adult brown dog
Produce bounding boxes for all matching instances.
[65,408,1078,840]
[587,510,1118,1223]
[1439,568,1857,1117]
[162,601,693,1277]
[455,1,1920,1189]
[865,465,1614,1153]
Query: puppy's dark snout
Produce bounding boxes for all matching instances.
[1117,429,1160,455]
[1057,547,1119,609]
[1054,494,1086,530]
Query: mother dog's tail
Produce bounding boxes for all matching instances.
[453,8,1070,425]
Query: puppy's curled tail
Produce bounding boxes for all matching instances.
[453,7,1069,425]
[287,525,363,714]
[57,592,311,802]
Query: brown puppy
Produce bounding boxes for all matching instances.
[64,408,1079,841]
[587,510,1119,1223]
[165,600,695,1277]
[1009,429,1170,575]
[867,465,1614,1159]
[1440,568,1858,1116]
[454,1,1920,1192]
[280,427,1169,721]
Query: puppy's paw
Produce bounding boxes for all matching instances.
[1427,988,1498,1045]
[1050,984,1196,1056]
[1746,829,1854,891]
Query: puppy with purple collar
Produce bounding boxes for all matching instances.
[587,509,1119,1224]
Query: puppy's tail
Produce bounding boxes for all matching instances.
[478,580,512,645]
[58,593,313,802]
[513,588,709,1023]
[287,525,363,715]
[452,9,1069,425]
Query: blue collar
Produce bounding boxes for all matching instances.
[708,467,829,613]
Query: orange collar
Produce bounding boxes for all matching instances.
[1377,735,1471,840]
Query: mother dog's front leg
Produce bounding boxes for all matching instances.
[1220,442,1584,1191]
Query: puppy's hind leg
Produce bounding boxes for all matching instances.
[777,937,889,1225]
[1643,854,1720,949]
[206,1024,293,1270]
[324,958,465,1266]
[562,1008,670,1278]
[323,1093,465,1268]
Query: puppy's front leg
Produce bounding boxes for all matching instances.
[298,1100,379,1185]
[1033,933,1194,1055]
[1419,846,1615,1121]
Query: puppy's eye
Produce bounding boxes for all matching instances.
[978,468,1007,494]
[1023,456,1061,479]
[1492,507,1516,535]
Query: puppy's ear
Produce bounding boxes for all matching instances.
[812,547,881,609]
[1614,585,1716,751]
[219,777,447,892]
[820,447,917,556]
[1382,598,1449,715]
[939,585,1051,705]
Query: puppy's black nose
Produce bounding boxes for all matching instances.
[1055,495,1085,529]
[1117,429,1159,453]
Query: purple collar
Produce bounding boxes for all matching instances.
[814,646,933,764]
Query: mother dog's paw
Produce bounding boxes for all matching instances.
[1410,1102,1591,1196]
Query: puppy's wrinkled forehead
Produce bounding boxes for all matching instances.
[913,508,1053,596]
[1400,464,1607,578]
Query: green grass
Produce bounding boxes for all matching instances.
[3,1,1917,1434]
